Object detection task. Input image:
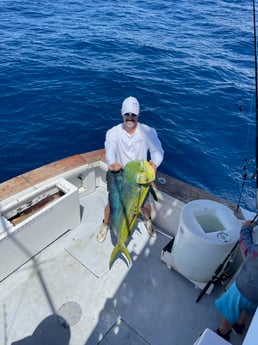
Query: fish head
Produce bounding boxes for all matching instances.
[135,160,155,184]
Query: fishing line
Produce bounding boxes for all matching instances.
[236,98,255,210]
[251,212,258,223]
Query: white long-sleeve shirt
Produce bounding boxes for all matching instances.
[105,122,164,168]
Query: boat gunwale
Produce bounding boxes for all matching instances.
[0,148,243,219]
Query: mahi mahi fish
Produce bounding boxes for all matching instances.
[108,159,156,267]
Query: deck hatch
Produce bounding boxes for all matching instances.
[0,178,80,281]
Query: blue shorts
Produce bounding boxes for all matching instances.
[215,282,258,324]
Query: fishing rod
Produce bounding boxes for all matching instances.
[236,158,248,212]
[195,240,239,303]
[236,157,256,211]
[196,212,258,303]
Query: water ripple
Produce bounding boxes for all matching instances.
[0,0,255,210]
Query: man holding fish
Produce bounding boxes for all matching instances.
[97,96,164,245]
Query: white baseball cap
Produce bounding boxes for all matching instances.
[121,96,140,116]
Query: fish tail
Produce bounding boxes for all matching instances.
[121,242,131,264]
[109,243,131,267]
[109,244,120,267]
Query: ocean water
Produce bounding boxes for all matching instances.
[0,0,256,211]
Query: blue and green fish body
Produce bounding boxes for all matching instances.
[108,160,156,267]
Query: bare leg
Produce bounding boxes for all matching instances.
[218,317,232,335]
[104,204,110,224]
[237,310,250,325]
[141,204,156,237]
[97,204,110,242]
[218,311,250,338]
[231,310,250,334]
[141,203,151,220]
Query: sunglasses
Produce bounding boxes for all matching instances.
[123,113,138,117]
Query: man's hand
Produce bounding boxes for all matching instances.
[109,163,123,172]
[149,160,157,172]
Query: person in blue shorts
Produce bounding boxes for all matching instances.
[215,220,258,341]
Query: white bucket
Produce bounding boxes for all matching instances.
[170,199,241,283]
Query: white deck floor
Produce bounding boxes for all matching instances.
[0,186,245,345]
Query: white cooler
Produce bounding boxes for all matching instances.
[193,328,231,345]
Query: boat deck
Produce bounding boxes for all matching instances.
[0,185,245,345]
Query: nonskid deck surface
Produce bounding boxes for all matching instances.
[0,187,244,345]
